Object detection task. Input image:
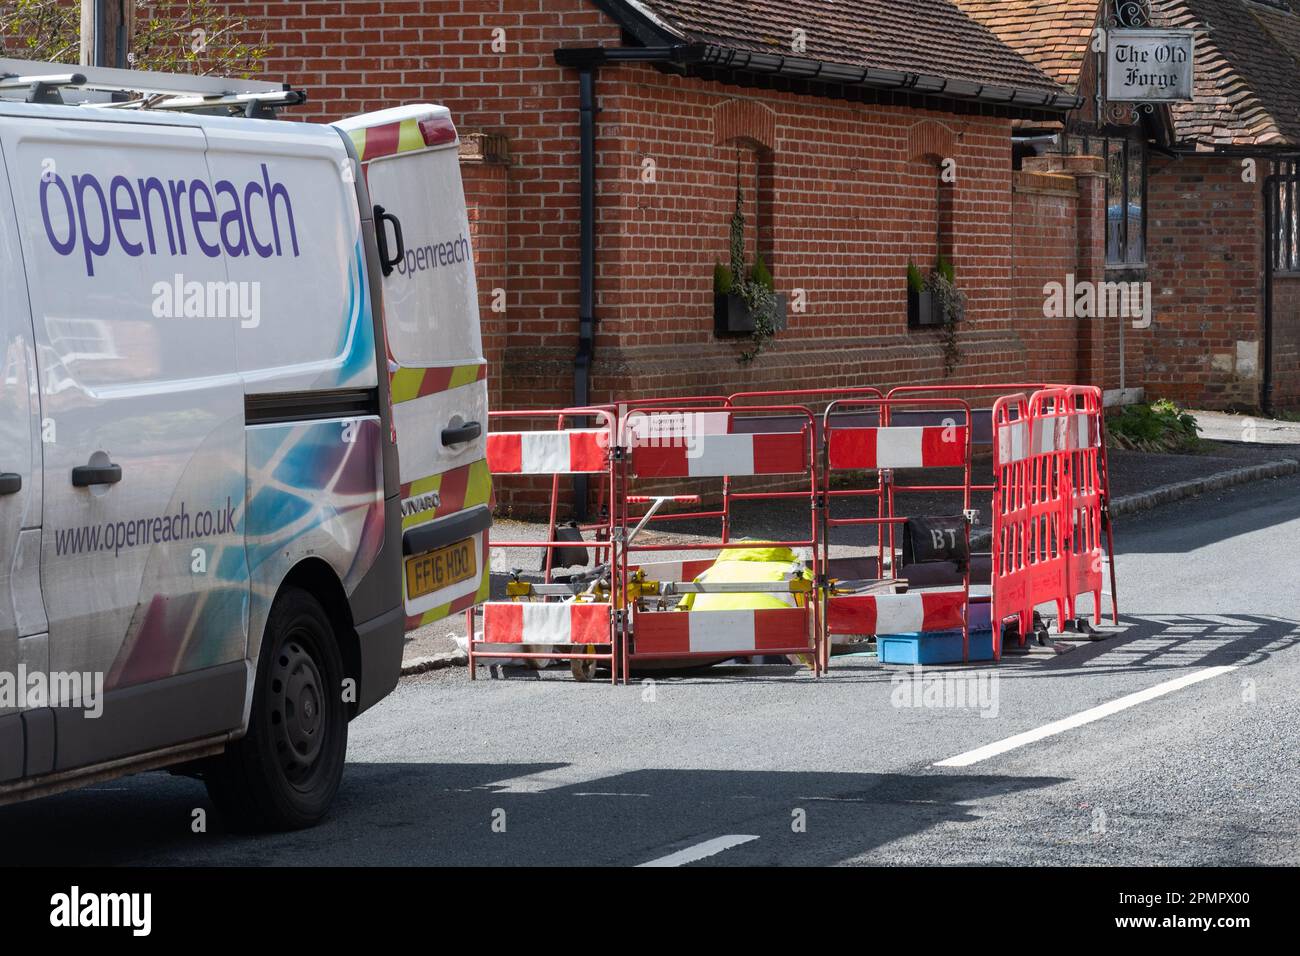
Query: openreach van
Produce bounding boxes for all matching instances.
[0,60,490,829]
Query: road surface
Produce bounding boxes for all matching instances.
[3,474,1298,866]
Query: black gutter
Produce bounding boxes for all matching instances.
[692,45,1082,112]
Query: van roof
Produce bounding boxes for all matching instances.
[332,104,458,162]
[0,95,346,147]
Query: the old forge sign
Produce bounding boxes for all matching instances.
[1105,28,1195,103]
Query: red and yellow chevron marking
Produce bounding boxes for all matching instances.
[347,113,457,163]
[404,570,490,631]
[400,457,493,531]
[389,362,486,405]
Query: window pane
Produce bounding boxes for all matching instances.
[1125,141,1145,264]
[1106,139,1124,263]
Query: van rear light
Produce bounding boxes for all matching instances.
[418,115,457,147]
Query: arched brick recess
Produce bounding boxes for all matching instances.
[713,98,777,151]
[906,119,956,164]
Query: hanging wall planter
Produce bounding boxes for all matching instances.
[907,287,941,328]
[714,289,788,334]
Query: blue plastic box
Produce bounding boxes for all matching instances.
[877,627,994,665]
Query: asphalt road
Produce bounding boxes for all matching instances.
[3,474,1298,866]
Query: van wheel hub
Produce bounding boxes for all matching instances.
[272,638,326,780]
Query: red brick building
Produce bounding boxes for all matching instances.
[157,0,1110,415]
[12,1,1294,413]
[958,0,1300,412]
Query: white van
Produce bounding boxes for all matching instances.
[0,61,490,828]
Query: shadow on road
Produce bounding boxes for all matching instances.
[0,761,1064,867]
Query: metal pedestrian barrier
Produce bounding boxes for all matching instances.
[469,406,620,681]
[470,382,1118,681]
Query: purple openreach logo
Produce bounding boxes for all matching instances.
[39,163,299,276]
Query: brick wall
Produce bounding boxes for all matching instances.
[458,132,510,411]
[1012,167,1085,385]
[1139,155,1263,408]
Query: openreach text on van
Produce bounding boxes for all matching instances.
[395,232,471,277]
[38,163,299,277]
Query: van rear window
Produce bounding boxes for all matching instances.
[368,149,482,367]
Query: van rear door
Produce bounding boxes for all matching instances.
[334,106,491,629]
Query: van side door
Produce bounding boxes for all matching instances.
[0,138,43,782]
[0,114,249,771]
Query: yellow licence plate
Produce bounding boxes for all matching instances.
[405,537,477,599]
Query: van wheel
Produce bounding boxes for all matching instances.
[206,588,348,831]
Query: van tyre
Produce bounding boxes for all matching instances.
[206,588,348,831]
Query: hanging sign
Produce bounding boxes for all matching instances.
[1105,28,1194,102]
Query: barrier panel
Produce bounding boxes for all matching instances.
[469,407,620,682]
[991,393,1032,658]
[1062,386,1117,626]
[820,398,974,667]
[619,404,822,679]
[989,386,1115,655]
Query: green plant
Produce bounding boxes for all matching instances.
[714,261,734,296]
[750,253,774,292]
[1106,400,1202,452]
[907,260,925,294]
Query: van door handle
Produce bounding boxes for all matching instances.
[72,463,122,487]
[441,421,482,446]
[0,473,20,495]
[374,205,405,277]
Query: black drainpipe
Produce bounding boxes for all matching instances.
[573,67,596,519]
[1264,172,1276,416]
[555,45,697,517]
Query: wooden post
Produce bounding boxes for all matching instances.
[80,0,134,68]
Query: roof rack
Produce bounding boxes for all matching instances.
[0,57,303,117]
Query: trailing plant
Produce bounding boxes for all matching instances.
[1106,399,1202,452]
[717,172,781,363]
[927,258,965,376]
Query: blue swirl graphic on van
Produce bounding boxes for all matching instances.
[329,239,375,388]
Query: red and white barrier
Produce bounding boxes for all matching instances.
[631,432,807,478]
[631,607,810,657]
[826,425,968,470]
[486,428,609,474]
[481,601,612,645]
[628,558,718,583]
[825,590,967,637]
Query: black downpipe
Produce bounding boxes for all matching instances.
[573,67,597,520]
[1264,173,1275,415]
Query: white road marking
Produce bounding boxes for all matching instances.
[932,665,1239,768]
[636,834,760,867]
[485,765,613,793]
